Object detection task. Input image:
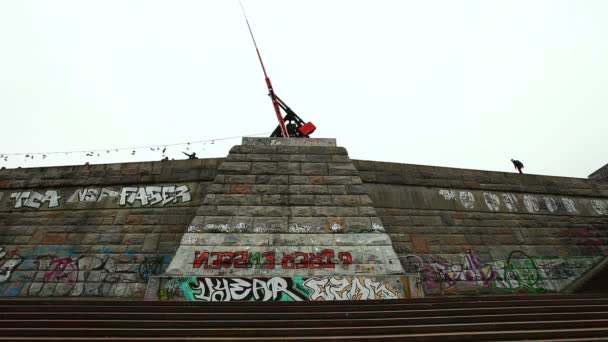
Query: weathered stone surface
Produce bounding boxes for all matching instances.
[166,138,403,278]
[0,136,605,299]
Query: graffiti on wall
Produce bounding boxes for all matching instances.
[192,250,353,270]
[304,277,400,301]
[423,249,496,290]
[190,277,306,301]
[494,251,599,293]
[0,248,23,283]
[0,246,169,297]
[157,275,416,302]
[6,185,192,209]
[408,249,600,294]
[438,189,608,216]
[10,191,61,209]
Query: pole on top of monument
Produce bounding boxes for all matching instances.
[239,0,290,138]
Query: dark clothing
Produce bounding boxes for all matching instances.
[182,152,197,160]
[512,160,524,174]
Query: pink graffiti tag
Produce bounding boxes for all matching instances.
[44,257,78,284]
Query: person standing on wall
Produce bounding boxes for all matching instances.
[511,159,524,174]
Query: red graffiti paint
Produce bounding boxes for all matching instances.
[44,256,78,284]
[192,249,353,270]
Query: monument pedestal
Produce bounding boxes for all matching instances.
[146,137,422,301]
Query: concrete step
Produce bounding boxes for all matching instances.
[0,294,607,340]
[2,312,608,328]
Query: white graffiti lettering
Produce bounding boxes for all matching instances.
[203,224,230,232]
[459,191,475,209]
[0,248,23,282]
[561,198,578,213]
[502,193,518,212]
[119,185,191,207]
[253,224,279,233]
[371,223,385,232]
[10,190,60,209]
[187,225,202,233]
[590,200,608,215]
[483,193,501,211]
[288,224,316,233]
[235,222,248,232]
[191,277,303,302]
[439,190,456,200]
[543,197,558,213]
[304,276,400,301]
[523,195,540,213]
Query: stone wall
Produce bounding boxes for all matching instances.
[0,159,222,297]
[0,151,606,299]
[354,160,608,295]
[590,163,608,181]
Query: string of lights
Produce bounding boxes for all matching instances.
[0,132,271,162]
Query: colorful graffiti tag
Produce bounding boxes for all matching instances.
[414,250,601,294]
[156,276,418,302]
[0,246,170,297]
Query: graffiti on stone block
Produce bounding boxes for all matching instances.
[0,245,170,297]
[354,264,385,274]
[44,256,78,284]
[0,248,23,283]
[10,190,60,209]
[591,200,608,215]
[494,251,599,293]
[423,249,496,290]
[68,185,192,207]
[67,188,120,203]
[158,275,413,302]
[437,189,608,216]
[409,249,600,294]
[401,255,423,274]
[192,249,353,270]
[191,277,306,301]
[118,186,191,206]
[304,276,400,301]
[483,193,500,211]
[6,185,192,209]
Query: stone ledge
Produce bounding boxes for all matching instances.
[242,137,336,147]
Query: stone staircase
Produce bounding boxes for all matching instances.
[1,294,608,340]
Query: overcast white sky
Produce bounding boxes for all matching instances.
[1,1,606,178]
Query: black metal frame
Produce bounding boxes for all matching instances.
[270,95,311,138]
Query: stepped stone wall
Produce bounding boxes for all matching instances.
[165,138,403,279]
[0,139,606,299]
